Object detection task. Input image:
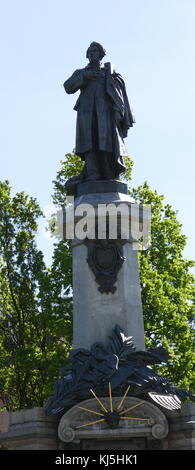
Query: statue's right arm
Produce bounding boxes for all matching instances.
[64,69,87,94]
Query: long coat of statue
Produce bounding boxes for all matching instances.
[64,62,134,178]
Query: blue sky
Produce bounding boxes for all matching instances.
[0,0,194,266]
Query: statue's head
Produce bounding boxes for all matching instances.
[86,42,106,63]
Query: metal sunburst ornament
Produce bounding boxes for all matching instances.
[75,383,150,429]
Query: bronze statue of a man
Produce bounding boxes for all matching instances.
[64,42,135,182]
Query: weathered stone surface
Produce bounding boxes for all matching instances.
[0,412,9,434]
[58,396,169,443]
[0,402,194,450]
[0,400,9,434]
[73,241,145,351]
[75,191,135,205]
[70,193,150,351]
[165,402,195,450]
[0,407,59,450]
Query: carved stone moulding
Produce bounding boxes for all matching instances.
[86,239,125,293]
[58,396,169,444]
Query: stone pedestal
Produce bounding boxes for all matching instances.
[1,402,194,450]
[64,181,150,351]
[0,407,59,450]
[73,241,145,351]
[164,402,195,450]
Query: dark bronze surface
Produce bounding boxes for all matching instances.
[44,325,194,415]
[64,42,135,190]
[86,240,125,294]
[77,180,128,196]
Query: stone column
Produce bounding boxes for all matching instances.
[64,181,150,351]
[72,241,146,350]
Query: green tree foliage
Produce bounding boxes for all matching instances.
[0,181,72,409]
[130,183,194,390]
[53,153,195,391]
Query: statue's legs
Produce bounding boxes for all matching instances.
[84,151,101,180]
[84,151,118,180]
[83,107,121,180]
[99,152,116,179]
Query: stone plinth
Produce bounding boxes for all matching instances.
[64,184,150,352]
[0,402,194,450]
[165,402,195,450]
[0,407,59,450]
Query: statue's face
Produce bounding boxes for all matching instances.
[88,45,100,63]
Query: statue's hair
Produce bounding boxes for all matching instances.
[86,42,106,60]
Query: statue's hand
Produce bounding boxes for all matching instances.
[83,70,101,80]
